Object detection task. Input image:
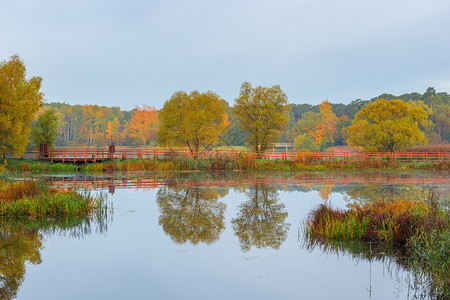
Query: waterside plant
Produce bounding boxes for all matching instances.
[303,191,449,298]
[82,156,449,173]
[0,180,109,217]
[4,156,449,174]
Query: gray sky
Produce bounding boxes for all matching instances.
[1,0,449,110]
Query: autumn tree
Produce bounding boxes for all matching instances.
[233,82,290,154]
[0,55,44,156]
[127,105,158,146]
[158,90,228,153]
[30,109,58,148]
[291,100,338,150]
[345,99,428,152]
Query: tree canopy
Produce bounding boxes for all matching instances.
[233,82,290,153]
[0,55,44,156]
[158,90,228,153]
[345,99,429,152]
[127,105,158,146]
[30,109,58,148]
[291,100,338,150]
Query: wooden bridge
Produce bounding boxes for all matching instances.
[21,147,449,163]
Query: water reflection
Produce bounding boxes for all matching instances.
[303,237,442,300]
[345,184,428,206]
[232,185,290,252]
[156,187,227,245]
[46,171,449,194]
[0,215,110,300]
[0,221,41,300]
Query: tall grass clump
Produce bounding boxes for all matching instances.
[5,159,78,173]
[304,191,449,297]
[0,180,109,217]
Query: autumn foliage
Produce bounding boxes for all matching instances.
[127,105,158,146]
[0,55,44,156]
[345,99,429,152]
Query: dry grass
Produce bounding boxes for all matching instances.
[407,144,450,153]
[0,180,43,203]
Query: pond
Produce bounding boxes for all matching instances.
[2,171,449,300]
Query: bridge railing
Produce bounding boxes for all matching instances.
[20,148,449,162]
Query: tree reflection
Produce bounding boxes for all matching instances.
[0,224,42,299]
[345,184,424,206]
[156,187,226,245]
[232,185,290,252]
[0,215,110,300]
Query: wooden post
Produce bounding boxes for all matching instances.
[74,149,77,163]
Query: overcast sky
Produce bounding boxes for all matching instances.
[1,0,449,110]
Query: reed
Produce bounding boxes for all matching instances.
[7,156,448,173]
[0,180,109,217]
[304,191,449,297]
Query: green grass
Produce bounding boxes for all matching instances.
[4,158,78,173]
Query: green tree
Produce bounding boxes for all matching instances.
[30,109,58,148]
[430,104,450,143]
[0,55,44,156]
[294,134,320,151]
[233,82,290,154]
[158,90,228,154]
[345,99,429,152]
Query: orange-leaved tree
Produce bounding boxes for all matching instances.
[291,100,337,150]
[128,105,158,146]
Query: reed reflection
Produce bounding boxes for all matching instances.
[232,185,290,252]
[156,187,227,245]
[0,215,110,300]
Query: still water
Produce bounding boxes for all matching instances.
[2,171,449,300]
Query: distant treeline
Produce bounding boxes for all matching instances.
[38,87,449,149]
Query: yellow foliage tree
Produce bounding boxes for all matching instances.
[0,55,44,156]
[233,82,290,154]
[158,90,228,153]
[345,99,428,152]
